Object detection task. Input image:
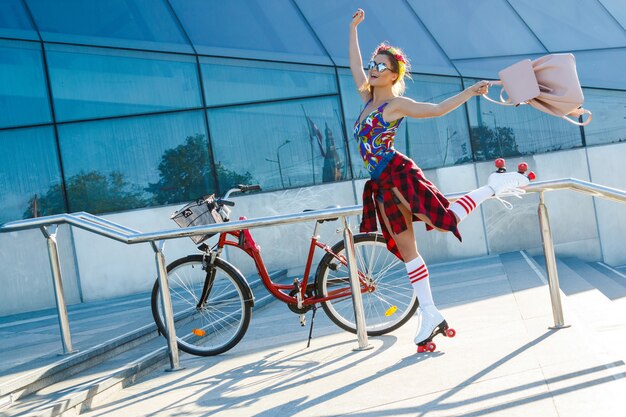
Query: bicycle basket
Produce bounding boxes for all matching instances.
[171,195,225,244]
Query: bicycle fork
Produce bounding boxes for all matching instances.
[198,251,219,309]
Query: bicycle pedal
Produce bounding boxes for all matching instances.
[299,314,306,327]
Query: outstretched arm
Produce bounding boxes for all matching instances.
[388,81,490,119]
[349,9,370,103]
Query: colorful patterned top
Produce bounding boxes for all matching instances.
[353,100,404,179]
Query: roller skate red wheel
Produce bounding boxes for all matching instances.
[445,328,456,338]
[517,162,528,174]
[426,342,437,352]
[527,171,536,181]
[495,158,506,171]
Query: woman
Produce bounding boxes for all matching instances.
[350,9,532,350]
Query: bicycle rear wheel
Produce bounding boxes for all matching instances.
[315,233,418,336]
[151,255,252,356]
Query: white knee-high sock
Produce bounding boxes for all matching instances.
[449,185,494,222]
[405,256,434,308]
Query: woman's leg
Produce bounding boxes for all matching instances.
[376,201,436,311]
[377,200,448,345]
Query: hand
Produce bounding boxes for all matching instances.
[469,80,490,96]
[351,8,364,27]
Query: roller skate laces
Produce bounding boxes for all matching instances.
[488,159,536,209]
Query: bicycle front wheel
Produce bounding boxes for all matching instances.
[315,233,418,336]
[151,255,252,356]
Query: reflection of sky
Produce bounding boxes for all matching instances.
[0,42,52,128]
[46,46,201,122]
[201,58,337,107]
[57,111,208,194]
[0,126,62,222]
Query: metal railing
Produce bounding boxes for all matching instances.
[1,178,626,369]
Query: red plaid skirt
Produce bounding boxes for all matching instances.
[360,152,462,260]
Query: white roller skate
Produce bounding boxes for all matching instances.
[487,158,536,200]
[414,305,456,353]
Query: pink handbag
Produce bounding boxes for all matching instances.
[482,54,592,126]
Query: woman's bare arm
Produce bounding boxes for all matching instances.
[388,81,490,119]
[349,9,370,103]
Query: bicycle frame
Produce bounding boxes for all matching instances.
[208,218,372,308]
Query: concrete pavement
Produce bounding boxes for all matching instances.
[78,253,626,417]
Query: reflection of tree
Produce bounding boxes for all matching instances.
[470,124,521,161]
[147,134,253,203]
[215,161,254,193]
[23,171,146,218]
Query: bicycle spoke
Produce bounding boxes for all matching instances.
[153,257,251,356]
[319,234,417,335]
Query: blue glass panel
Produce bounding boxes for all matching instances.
[0,126,64,223]
[0,0,38,40]
[25,0,192,53]
[509,0,626,51]
[453,54,545,79]
[169,0,331,65]
[200,57,337,107]
[339,69,471,177]
[574,49,626,90]
[46,44,202,122]
[57,111,214,212]
[0,40,51,128]
[582,88,626,146]
[207,97,349,192]
[599,0,626,30]
[408,0,546,60]
[464,78,582,160]
[295,0,456,75]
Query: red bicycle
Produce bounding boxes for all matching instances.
[151,185,418,356]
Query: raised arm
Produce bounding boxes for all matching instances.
[349,9,370,103]
[387,81,491,119]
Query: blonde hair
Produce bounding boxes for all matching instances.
[360,42,412,96]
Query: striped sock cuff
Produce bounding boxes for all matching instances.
[455,195,477,215]
[407,263,429,284]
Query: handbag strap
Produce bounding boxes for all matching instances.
[481,81,517,106]
[562,108,592,126]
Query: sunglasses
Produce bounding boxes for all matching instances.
[367,60,391,73]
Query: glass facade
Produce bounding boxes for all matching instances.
[208,97,347,192]
[0,1,623,223]
[0,126,64,223]
[57,110,212,212]
[26,0,193,53]
[0,0,38,40]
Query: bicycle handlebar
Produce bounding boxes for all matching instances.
[223,184,262,200]
[238,184,261,193]
[217,198,235,207]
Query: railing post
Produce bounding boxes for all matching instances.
[537,192,570,329]
[342,218,373,351]
[151,240,184,371]
[40,225,76,354]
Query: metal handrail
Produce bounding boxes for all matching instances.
[2,178,626,367]
[3,178,626,239]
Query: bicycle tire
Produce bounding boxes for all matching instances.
[151,255,252,356]
[315,233,418,336]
